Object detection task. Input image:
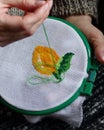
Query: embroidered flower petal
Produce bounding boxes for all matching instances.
[32,46,60,75]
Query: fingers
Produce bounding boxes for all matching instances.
[88,25,104,64]
[25,1,52,21]
[80,25,104,64]
[1,0,52,28]
[1,0,51,11]
[0,1,51,29]
[0,7,8,13]
[21,0,52,35]
[0,1,52,47]
[78,22,104,64]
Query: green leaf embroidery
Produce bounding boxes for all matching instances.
[53,52,74,81]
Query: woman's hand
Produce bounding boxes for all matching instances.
[0,0,53,46]
[66,15,104,64]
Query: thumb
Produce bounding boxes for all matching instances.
[1,0,46,11]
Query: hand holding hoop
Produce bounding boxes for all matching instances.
[66,15,104,64]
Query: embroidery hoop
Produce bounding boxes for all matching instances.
[0,17,98,115]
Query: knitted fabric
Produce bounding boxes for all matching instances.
[50,0,97,18]
[8,0,97,19]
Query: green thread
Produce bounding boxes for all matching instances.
[27,75,62,86]
[27,23,58,86]
[42,23,56,67]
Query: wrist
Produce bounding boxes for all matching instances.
[65,15,92,24]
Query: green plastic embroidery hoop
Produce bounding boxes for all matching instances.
[0,16,98,115]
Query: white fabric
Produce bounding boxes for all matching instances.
[0,18,88,127]
[25,96,85,127]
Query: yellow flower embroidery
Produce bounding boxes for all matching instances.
[32,46,60,75]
